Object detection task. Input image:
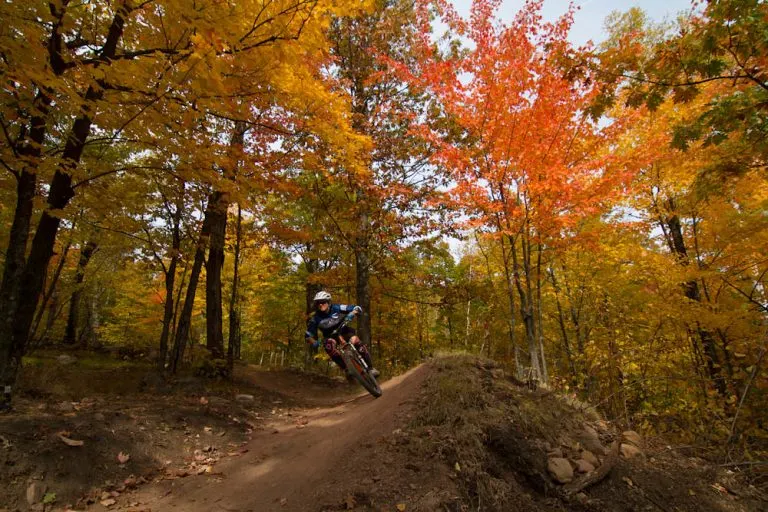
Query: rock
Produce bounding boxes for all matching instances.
[577,427,606,455]
[26,482,46,505]
[620,443,645,460]
[575,459,596,473]
[235,394,255,403]
[56,354,77,365]
[582,425,599,440]
[580,450,600,467]
[547,447,564,458]
[621,430,643,449]
[547,457,574,483]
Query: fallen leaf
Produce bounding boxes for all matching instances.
[100,498,116,507]
[280,497,288,506]
[454,462,461,472]
[117,452,131,464]
[200,397,209,405]
[711,483,728,494]
[622,476,634,487]
[396,504,406,511]
[57,433,84,447]
[345,494,356,509]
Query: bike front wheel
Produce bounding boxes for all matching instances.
[343,347,382,398]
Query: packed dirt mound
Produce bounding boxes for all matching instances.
[1,352,766,511]
[407,355,765,511]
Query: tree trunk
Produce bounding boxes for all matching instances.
[549,266,576,378]
[228,204,243,371]
[536,243,548,385]
[0,0,79,406]
[64,241,97,346]
[495,233,519,373]
[0,3,129,407]
[0,171,39,406]
[88,290,100,346]
[665,206,726,395]
[205,190,228,359]
[31,235,73,344]
[45,289,59,338]
[304,253,322,314]
[158,189,183,371]
[355,191,373,347]
[509,232,540,379]
[170,196,215,373]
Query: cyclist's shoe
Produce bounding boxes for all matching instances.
[369,368,380,379]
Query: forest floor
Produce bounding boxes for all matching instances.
[0,350,766,512]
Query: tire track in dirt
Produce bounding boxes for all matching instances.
[113,364,430,512]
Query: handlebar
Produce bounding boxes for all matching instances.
[328,311,358,339]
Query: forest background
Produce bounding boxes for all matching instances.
[0,0,766,473]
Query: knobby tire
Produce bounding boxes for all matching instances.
[343,347,382,398]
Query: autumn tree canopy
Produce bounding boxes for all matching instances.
[0,0,766,468]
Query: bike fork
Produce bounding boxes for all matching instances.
[339,335,369,370]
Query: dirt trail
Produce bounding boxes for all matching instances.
[112,365,430,512]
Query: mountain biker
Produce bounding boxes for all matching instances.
[305,291,380,379]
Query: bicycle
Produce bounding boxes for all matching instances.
[327,312,382,398]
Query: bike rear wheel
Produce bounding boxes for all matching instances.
[343,347,382,398]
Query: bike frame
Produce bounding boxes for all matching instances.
[336,332,371,371]
[327,312,381,398]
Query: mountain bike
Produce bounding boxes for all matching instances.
[328,313,382,398]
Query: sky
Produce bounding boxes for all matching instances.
[450,0,697,46]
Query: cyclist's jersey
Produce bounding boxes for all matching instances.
[305,303,358,340]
